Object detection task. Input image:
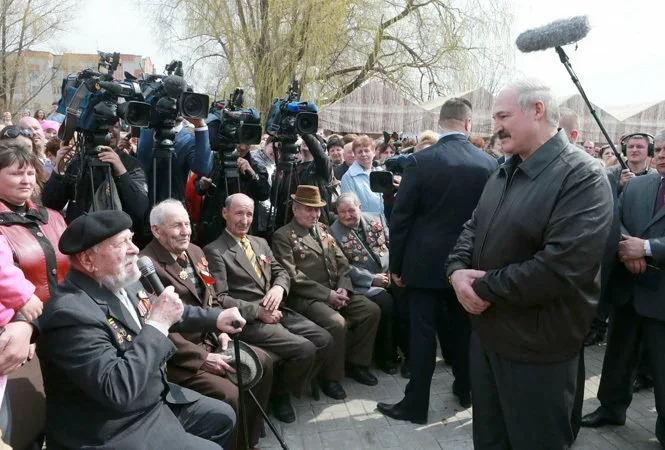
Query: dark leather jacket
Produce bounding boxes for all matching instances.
[446,131,613,363]
[0,200,69,301]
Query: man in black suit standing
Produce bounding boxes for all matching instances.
[377,98,497,424]
[581,129,665,447]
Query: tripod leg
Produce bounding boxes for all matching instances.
[247,390,290,450]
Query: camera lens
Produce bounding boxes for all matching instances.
[180,93,209,119]
[296,112,318,135]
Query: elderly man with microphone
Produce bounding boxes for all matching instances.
[37,210,244,449]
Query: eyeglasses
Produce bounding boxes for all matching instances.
[0,126,33,139]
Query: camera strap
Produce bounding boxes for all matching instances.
[61,81,92,143]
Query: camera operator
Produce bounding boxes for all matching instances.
[294,134,336,224]
[42,120,149,235]
[136,117,213,204]
[195,142,271,246]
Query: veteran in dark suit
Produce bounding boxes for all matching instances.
[203,193,334,423]
[330,192,400,374]
[140,199,273,450]
[37,210,243,450]
[378,98,498,424]
[581,131,665,446]
[272,185,381,400]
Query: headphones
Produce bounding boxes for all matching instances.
[621,132,655,157]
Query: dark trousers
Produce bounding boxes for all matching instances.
[597,301,665,444]
[470,332,577,450]
[402,287,470,415]
[391,286,410,360]
[168,391,236,449]
[368,290,396,365]
[571,346,585,439]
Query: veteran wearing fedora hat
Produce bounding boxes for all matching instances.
[272,185,381,400]
[37,210,243,450]
[203,193,334,423]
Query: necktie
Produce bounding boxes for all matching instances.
[309,226,318,240]
[240,237,264,282]
[655,178,665,214]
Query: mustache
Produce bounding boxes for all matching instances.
[498,131,511,139]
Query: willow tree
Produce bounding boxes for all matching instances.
[151,0,512,112]
[0,0,75,113]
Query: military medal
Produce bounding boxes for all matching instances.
[126,334,133,342]
[179,269,188,280]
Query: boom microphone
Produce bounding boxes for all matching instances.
[137,256,165,295]
[163,75,187,99]
[516,16,590,53]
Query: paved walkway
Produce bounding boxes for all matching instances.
[256,343,661,449]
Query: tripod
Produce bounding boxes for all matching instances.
[75,129,120,212]
[150,125,178,205]
[223,325,290,450]
[268,139,300,235]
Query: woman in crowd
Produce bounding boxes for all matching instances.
[0,138,69,449]
[340,135,384,215]
[598,144,614,164]
[33,110,45,122]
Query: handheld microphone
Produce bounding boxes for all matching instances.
[516,16,590,53]
[137,256,165,295]
[232,320,242,329]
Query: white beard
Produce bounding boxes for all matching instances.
[98,256,141,293]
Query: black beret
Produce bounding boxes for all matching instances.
[59,210,133,255]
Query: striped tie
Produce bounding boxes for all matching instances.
[241,237,264,282]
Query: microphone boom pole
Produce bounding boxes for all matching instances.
[554,46,628,170]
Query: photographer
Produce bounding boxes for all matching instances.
[136,117,213,204]
[295,134,336,224]
[42,120,149,234]
[195,142,271,246]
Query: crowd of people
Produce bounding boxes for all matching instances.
[0,76,663,450]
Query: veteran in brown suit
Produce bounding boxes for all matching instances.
[272,185,381,400]
[140,199,273,450]
[203,193,334,423]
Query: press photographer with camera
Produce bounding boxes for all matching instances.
[191,93,270,246]
[42,119,150,232]
[136,116,212,204]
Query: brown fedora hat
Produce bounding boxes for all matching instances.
[291,185,327,207]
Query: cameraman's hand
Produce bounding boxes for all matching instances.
[236,158,256,178]
[301,134,324,155]
[53,142,75,175]
[186,118,205,128]
[97,147,127,176]
[392,175,402,189]
[116,137,134,154]
[199,177,214,192]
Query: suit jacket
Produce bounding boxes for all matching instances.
[330,213,389,295]
[203,231,290,323]
[610,172,665,321]
[390,133,498,289]
[272,220,353,309]
[140,240,222,384]
[37,269,222,449]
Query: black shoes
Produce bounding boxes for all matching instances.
[400,362,411,379]
[580,407,625,428]
[347,364,378,386]
[633,375,654,393]
[376,400,427,425]
[381,360,399,375]
[319,380,347,400]
[584,329,606,347]
[272,394,295,423]
[454,390,472,408]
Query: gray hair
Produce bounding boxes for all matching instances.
[558,107,578,135]
[655,129,665,142]
[150,199,188,227]
[503,79,559,127]
[336,192,361,208]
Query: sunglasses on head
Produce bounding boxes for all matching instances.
[0,126,33,139]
